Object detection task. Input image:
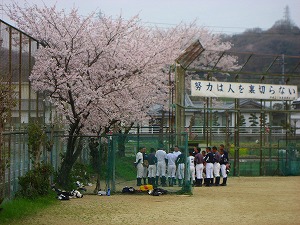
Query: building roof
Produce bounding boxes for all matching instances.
[149,96,271,117]
[227,99,265,109]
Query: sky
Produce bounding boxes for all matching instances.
[1,0,300,34]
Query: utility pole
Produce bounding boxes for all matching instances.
[281,54,285,84]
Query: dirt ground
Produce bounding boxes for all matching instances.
[10,177,300,225]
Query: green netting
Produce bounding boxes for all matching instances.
[277,139,300,175]
[106,133,192,194]
[235,139,300,176]
[3,131,300,200]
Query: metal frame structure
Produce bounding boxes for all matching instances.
[174,40,300,176]
[175,40,205,144]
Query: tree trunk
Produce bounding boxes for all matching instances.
[57,122,83,189]
[117,122,134,157]
[57,158,74,188]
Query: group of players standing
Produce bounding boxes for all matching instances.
[134,144,230,187]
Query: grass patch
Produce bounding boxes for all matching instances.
[115,156,136,181]
[0,192,58,225]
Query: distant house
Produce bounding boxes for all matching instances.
[146,94,300,136]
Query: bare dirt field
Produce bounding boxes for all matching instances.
[10,177,300,225]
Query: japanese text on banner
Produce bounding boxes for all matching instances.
[191,80,297,100]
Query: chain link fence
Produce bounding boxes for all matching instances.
[1,131,192,200]
[106,133,190,193]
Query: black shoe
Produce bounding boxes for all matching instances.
[195,179,200,187]
[204,178,211,187]
[161,176,167,187]
[221,177,227,186]
[199,179,203,187]
[137,178,142,186]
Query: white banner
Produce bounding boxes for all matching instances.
[191,80,298,100]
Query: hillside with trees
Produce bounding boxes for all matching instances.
[221,6,300,83]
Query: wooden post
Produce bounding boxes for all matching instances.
[175,63,185,146]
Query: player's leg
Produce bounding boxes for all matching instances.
[191,166,195,186]
[156,162,161,186]
[168,165,175,186]
[204,163,209,186]
[199,164,203,186]
[174,166,178,185]
[220,164,227,186]
[171,165,176,186]
[148,166,152,185]
[167,165,172,186]
[205,163,213,187]
[195,164,201,186]
[161,162,167,187]
[177,164,183,186]
[214,163,221,186]
[137,164,143,186]
[209,163,214,185]
[152,165,157,187]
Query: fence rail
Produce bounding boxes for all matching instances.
[0,129,299,200]
[128,126,290,135]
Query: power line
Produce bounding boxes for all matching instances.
[1,5,299,36]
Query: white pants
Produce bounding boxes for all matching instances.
[136,164,143,178]
[156,161,166,177]
[190,166,195,181]
[148,165,156,178]
[205,163,213,179]
[177,163,185,179]
[221,164,227,178]
[195,164,204,179]
[213,162,220,177]
[167,164,176,178]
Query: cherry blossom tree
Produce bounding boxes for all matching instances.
[7,3,238,188]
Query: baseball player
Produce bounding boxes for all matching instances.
[173,145,181,185]
[220,145,229,186]
[194,147,204,186]
[147,148,157,186]
[173,145,182,157]
[175,150,185,187]
[203,147,214,187]
[155,147,167,187]
[188,151,195,186]
[212,146,221,186]
[134,147,145,186]
[165,147,177,186]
